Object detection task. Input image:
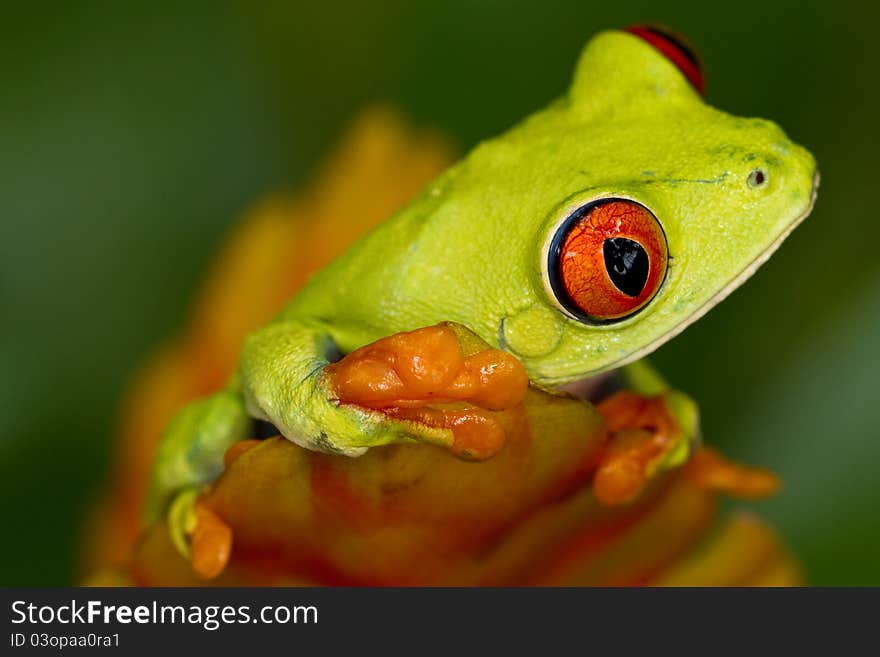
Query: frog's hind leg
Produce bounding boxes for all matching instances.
[148,387,251,518]
[146,386,251,571]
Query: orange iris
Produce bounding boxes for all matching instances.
[549,199,668,322]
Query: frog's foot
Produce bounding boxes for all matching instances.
[323,323,529,460]
[592,390,695,505]
[685,446,780,499]
[167,487,233,580]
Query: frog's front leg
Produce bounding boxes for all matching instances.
[241,320,529,460]
[591,360,779,505]
[591,359,700,505]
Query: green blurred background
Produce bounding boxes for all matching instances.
[1,0,878,585]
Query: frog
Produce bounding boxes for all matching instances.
[149,25,818,564]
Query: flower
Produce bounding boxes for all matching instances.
[83,108,801,586]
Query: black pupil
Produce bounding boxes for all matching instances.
[603,238,650,297]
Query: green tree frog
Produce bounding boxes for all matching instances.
[149,26,818,555]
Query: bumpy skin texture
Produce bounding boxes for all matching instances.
[149,29,817,519]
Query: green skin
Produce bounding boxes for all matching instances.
[150,30,818,544]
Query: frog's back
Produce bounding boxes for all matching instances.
[278,166,460,334]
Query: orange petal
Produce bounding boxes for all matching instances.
[651,512,803,586]
[685,447,780,499]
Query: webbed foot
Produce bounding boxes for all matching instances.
[592,390,697,505]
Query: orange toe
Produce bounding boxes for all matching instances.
[592,428,667,505]
[597,390,679,438]
[190,504,233,580]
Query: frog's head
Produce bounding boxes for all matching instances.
[489,27,819,385]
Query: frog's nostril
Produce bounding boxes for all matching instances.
[747,168,768,188]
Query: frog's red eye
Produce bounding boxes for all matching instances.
[626,25,705,95]
[548,199,668,323]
